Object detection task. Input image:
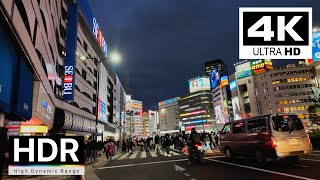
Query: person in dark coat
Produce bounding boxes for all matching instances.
[163,134,172,156]
[0,127,9,180]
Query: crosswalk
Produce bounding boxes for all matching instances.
[113,150,185,161]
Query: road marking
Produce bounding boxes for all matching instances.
[129,151,138,159]
[174,164,186,172]
[309,154,320,157]
[204,155,225,159]
[171,151,180,156]
[112,153,122,160]
[300,158,320,162]
[293,164,309,168]
[206,159,316,180]
[190,178,196,180]
[313,150,320,153]
[141,151,147,158]
[98,159,188,170]
[184,173,190,177]
[150,151,158,157]
[118,152,130,160]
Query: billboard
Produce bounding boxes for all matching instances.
[235,62,252,79]
[215,105,223,124]
[159,97,178,106]
[229,80,237,91]
[220,76,229,87]
[132,103,142,109]
[313,32,320,61]
[232,97,241,120]
[251,59,273,75]
[210,68,220,89]
[63,4,78,101]
[189,77,210,93]
[98,99,107,122]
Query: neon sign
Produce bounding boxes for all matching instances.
[93,18,108,57]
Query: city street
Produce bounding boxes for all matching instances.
[95,150,320,180]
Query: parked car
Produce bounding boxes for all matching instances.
[219,114,313,163]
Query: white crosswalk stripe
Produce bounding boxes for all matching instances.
[129,151,139,159]
[114,151,184,160]
[141,151,147,158]
[150,151,158,157]
[170,151,180,156]
[112,153,122,160]
[118,152,130,160]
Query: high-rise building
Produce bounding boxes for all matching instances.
[0,0,121,140]
[115,75,126,140]
[254,63,318,128]
[208,65,232,130]
[231,60,274,119]
[205,59,228,77]
[179,77,215,133]
[159,97,180,135]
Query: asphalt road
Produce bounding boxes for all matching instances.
[95,150,320,180]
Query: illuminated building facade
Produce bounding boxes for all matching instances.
[207,63,232,130]
[159,97,180,135]
[255,63,318,128]
[179,77,215,133]
[232,60,273,119]
[0,0,121,139]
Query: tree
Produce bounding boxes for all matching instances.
[308,104,320,126]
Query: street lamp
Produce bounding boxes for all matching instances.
[109,51,122,65]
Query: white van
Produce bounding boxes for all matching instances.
[270,114,313,159]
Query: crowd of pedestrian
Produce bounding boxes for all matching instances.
[83,131,220,162]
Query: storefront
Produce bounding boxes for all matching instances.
[102,122,116,141]
[51,108,96,140]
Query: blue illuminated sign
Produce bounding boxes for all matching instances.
[313,32,320,61]
[210,68,220,89]
[63,3,78,101]
[229,80,237,91]
[159,97,178,106]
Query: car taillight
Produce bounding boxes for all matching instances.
[271,139,277,148]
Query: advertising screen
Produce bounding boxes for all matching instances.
[210,68,220,89]
[215,105,223,124]
[160,108,166,119]
[250,59,273,75]
[229,80,237,91]
[159,97,178,106]
[98,99,107,122]
[264,59,273,70]
[189,77,211,93]
[220,76,229,87]
[235,62,252,79]
[313,32,320,61]
[232,97,241,120]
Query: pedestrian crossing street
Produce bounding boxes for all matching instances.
[113,150,184,160]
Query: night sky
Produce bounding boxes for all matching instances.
[89,0,320,110]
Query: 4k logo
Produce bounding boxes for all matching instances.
[239,8,312,59]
